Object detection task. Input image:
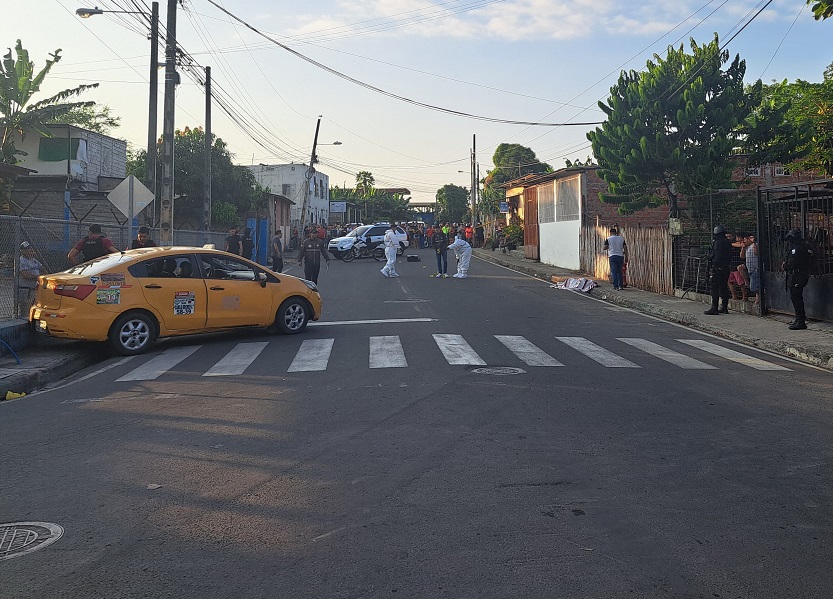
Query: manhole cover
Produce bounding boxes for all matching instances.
[471,366,527,375]
[0,522,64,561]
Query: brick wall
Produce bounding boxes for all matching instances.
[583,170,670,228]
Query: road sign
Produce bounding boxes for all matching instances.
[107,176,154,219]
[330,201,347,213]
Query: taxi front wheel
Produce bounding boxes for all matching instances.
[275,298,309,334]
[109,311,158,355]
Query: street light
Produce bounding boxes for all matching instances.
[76,3,159,244]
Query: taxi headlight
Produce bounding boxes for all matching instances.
[301,279,318,292]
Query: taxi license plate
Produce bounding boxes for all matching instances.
[35,319,48,334]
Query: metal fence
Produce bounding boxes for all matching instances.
[0,215,229,321]
[674,190,759,297]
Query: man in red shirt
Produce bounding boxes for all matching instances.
[68,224,119,265]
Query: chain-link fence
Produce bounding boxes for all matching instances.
[674,190,759,296]
[0,215,230,321]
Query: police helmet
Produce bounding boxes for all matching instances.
[713,224,727,235]
[785,228,802,240]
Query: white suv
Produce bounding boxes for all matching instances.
[328,224,409,257]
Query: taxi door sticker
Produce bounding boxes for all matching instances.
[96,289,120,304]
[174,291,196,315]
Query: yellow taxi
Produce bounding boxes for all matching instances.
[29,246,322,355]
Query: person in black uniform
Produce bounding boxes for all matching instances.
[783,228,814,330]
[704,224,732,315]
[297,227,330,284]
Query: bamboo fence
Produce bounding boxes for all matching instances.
[580,224,674,295]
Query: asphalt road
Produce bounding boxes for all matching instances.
[3,246,833,598]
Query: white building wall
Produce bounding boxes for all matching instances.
[537,174,583,271]
[248,164,330,228]
[14,125,126,188]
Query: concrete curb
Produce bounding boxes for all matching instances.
[0,346,104,399]
[474,250,833,372]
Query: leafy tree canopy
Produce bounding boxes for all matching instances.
[588,35,748,216]
[807,0,833,20]
[436,183,469,223]
[45,104,120,135]
[1,39,99,163]
[484,143,551,188]
[128,126,265,227]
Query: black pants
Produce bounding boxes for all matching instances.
[710,267,730,307]
[788,274,809,320]
[303,261,321,284]
[272,256,284,273]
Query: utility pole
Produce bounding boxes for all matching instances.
[298,116,321,231]
[471,134,477,221]
[146,1,159,223]
[203,65,212,244]
[159,0,177,245]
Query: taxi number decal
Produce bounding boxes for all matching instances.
[96,289,120,304]
[174,291,196,315]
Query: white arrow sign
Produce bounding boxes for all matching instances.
[107,175,154,219]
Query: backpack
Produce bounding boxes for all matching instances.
[82,236,106,261]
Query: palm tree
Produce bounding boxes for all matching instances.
[355,171,375,196]
[1,40,99,164]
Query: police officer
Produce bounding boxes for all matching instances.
[783,228,814,330]
[704,224,732,315]
[68,224,119,265]
[297,226,330,284]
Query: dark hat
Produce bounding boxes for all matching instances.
[785,228,802,240]
[89,224,102,233]
[713,224,727,235]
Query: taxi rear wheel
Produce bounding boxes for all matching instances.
[275,298,309,334]
[109,311,158,355]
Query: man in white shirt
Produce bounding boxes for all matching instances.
[603,226,628,290]
[18,241,43,317]
[380,223,399,278]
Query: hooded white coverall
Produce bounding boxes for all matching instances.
[447,236,472,278]
[380,227,399,277]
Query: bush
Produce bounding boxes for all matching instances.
[503,223,524,245]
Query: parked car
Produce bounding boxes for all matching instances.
[328,224,408,258]
[29,246,322,355]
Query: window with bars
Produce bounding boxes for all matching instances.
[556,178,580,221]
[538,182,555,223]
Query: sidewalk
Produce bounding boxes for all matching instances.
[473,247,833,372]
[0,319,103,399]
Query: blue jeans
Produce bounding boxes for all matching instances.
[436,249,447,274]
[609,255,624,289]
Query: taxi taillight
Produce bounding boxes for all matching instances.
[52,283,96,300]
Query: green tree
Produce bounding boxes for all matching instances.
[1,40,98,163]
[128,126,265,226]
[436,184,469,222]
[355,170,375,196]
[757,74,833,177]
[479,144,550,219]
[807,0,833,20]
[45,104,120,135]
[588,35,748,217]
[737,80,811,169]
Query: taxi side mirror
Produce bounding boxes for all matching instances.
[258,272,267,288]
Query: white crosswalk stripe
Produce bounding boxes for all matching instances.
[495,335,563,366]
[288,338,335,372]
[203,342,269,377]
[677,339,791,371]
[110,334,793,381]
[433,334,486,365]
[369,336,408,368]
[555,336,640,368]
[617,338,716,370]
[116,346,201,381]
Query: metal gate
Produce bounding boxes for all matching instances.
[523,187,539,260]
[759,180,833,321]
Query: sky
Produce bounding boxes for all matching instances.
[3,0,832,204]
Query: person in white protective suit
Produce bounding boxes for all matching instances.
[447,233,472,278]
[380,223,399,278]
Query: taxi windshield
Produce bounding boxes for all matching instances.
[63,254,129,276]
